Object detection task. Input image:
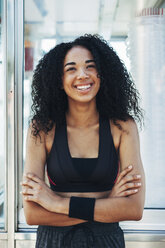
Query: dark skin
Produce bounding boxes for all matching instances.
[21,46,145,226]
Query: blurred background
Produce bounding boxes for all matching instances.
[0,0,165,247]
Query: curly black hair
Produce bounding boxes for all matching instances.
[31,34,144,137]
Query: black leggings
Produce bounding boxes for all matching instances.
[36,221,125,248]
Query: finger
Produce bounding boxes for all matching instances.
[23,195,37,202]
[20,185,31,193]
[21,178,38,189]
[120,182,141,192]
[26,173,41,183]
[21,187,34,195]
[120,189,139,197]
[116,165,133,184]
[118,174,141,188]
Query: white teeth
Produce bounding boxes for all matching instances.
[75,84,92,90]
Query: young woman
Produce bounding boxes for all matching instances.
[21,34,145,248]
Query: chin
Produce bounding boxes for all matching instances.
[68,95,97,104]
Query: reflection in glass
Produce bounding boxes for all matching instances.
[0,0,5,229]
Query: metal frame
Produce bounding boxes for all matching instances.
[15,0,24,232]
[6,0,15,247]
[1,0,24,246]
[0,233,8,239]
[13,232,165,243]
[121,209,165,231]
[1,0,7,234]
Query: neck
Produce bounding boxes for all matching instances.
[66,101,99,128]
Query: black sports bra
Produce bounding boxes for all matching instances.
[72,157,98,179]
[46,115,119,192]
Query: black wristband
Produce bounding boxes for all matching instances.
[69,196,96,221]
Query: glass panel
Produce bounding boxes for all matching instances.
[126,9,165,208]
[0,0,5,230]
[20,0,165,227]
[111,40,131,73]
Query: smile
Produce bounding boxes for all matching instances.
[74,83,94,91]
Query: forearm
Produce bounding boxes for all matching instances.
[23,201,87,226]
[94,197,142,222]
[56,197,143,223]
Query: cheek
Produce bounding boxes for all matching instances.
[62,79,74,95]
[62,78,70,90]
[63,74,74,85]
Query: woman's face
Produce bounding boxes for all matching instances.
[62,46,100,104]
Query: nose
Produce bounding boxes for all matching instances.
[77,68,89,80]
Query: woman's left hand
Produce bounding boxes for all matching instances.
[21,173,61,212]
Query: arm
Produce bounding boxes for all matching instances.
[54,119,145,222]
[23,163,141,224]
[24,202,86,226]
[93,119,146,222]
[23,125,86,226]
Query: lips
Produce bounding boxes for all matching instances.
[74,83,93,89]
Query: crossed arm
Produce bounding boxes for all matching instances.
[22,119,145,226]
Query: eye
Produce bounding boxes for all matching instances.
[66,67,76,72]
[87,64,96,69]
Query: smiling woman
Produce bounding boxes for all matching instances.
[64,58,96,92]
[62,46,100,102]
[22,34,145,248]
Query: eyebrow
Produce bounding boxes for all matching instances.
[64,59,95,67]
[85,59,95,64]
[64,62,76,67]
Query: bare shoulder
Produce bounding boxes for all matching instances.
[110,118,138,136]
[27,121,56,152]
[27,122,45,145]
[116,118,143,173]
[25,123,47,180]
[119,118,138,134]
[25,121,58,180]
[118,119,139,147]
[109,118,139,151]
